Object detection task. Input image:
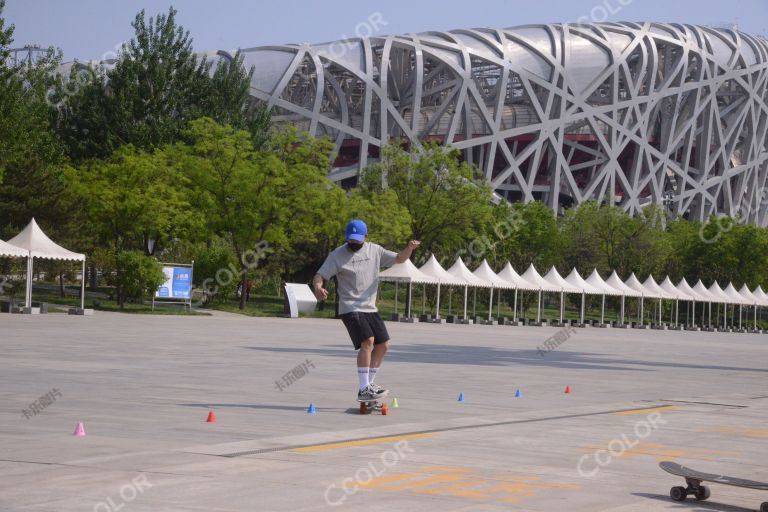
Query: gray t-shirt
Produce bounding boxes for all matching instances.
[317,242,398,314]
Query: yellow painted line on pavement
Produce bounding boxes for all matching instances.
[290,432,433,453]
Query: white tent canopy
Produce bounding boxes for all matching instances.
[739,284,759,305]
[8,218,85,261]
[565,269,603,295]
[752,286,768,307]
[6,218,86,310]
[586,269,623,296]
[624,273,651,297]
[0,239,27,258]
[419,254,466,286]
[473,260,515,289]
[447,258,491,288]
[498,263,538,291]
[380,260,437,284]
[659,276,688,300]
[522,264,561,292]
[693,280,717,302]
[543,266,580,293]
[723,283,749,305]
[606,271,642,297]
[707,281,731,303]
[642,275,675,299]
[676,278,706,302]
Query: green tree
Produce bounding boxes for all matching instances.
[115,251,166,307]
[0,1,65,234]
[359,143,495,260]
[65,145,197,255]
[54,7,270,162]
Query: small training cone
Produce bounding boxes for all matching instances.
[565,386,571,394]
[73,422,86,436]
[206,410,216,423]
[515,389,522,398]
[307,403,317,414]
[391,398,399,408]
[457,393,464,402]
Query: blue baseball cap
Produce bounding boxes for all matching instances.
[346,219,367,242]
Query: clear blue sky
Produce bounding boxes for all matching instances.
[4,0,767,62]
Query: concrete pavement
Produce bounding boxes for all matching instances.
[0,313,766,511]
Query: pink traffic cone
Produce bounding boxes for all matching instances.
[73,422,86,436]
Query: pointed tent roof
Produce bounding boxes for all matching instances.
[606,271,642,297]
[752,286,768,306]
[642,274,675,299]
[659,276,689,300]
[521,264,561,292]
[543,266,581,293]
[7,218,85,261]
[0,239,27,258]
[723,282,749,304]
[693,280,717,302]
[738,284,759,305]
[707,281,731,303]
[586,269,623,296]
[565,268,604,295]
[447,258,492,287]
[418,254,466,286]
[380,259,438,284]
[473,260,515,289]
[498,262,539,291]
[624,273,652,297]
[676,278,706,302]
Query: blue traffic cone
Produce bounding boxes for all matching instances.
[515,389,522,398]
[457,393,464,402]
[307,403,316,413]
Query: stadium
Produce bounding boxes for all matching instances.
[66,22,768,224]
[238,22,768,224]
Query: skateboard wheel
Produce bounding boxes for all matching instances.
[381,404,389,415]
[670,486,687,501]
[760,502,768,512]
[693,486,710,501]
[360,403,367,414]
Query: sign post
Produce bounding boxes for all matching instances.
[153,262,194,311]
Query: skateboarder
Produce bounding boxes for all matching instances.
[313,219,420,402]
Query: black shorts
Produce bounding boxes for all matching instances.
[340,312,390,350]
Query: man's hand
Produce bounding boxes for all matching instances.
[312,274,328,301]
[396,240,421,263]
[314,285,329,302]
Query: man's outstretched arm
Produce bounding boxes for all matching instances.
[395,240,421,264]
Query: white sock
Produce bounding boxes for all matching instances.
[358,368,370,390]
[369,367,378,384]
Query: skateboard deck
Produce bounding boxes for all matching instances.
[357,390,390,415]
[660,461,768,511]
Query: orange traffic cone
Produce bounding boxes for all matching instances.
[206,410,217,423]
[565,386,571,394]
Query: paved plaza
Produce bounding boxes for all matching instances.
[1,313,766,511]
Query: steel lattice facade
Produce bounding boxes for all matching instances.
[233,22,768,224]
